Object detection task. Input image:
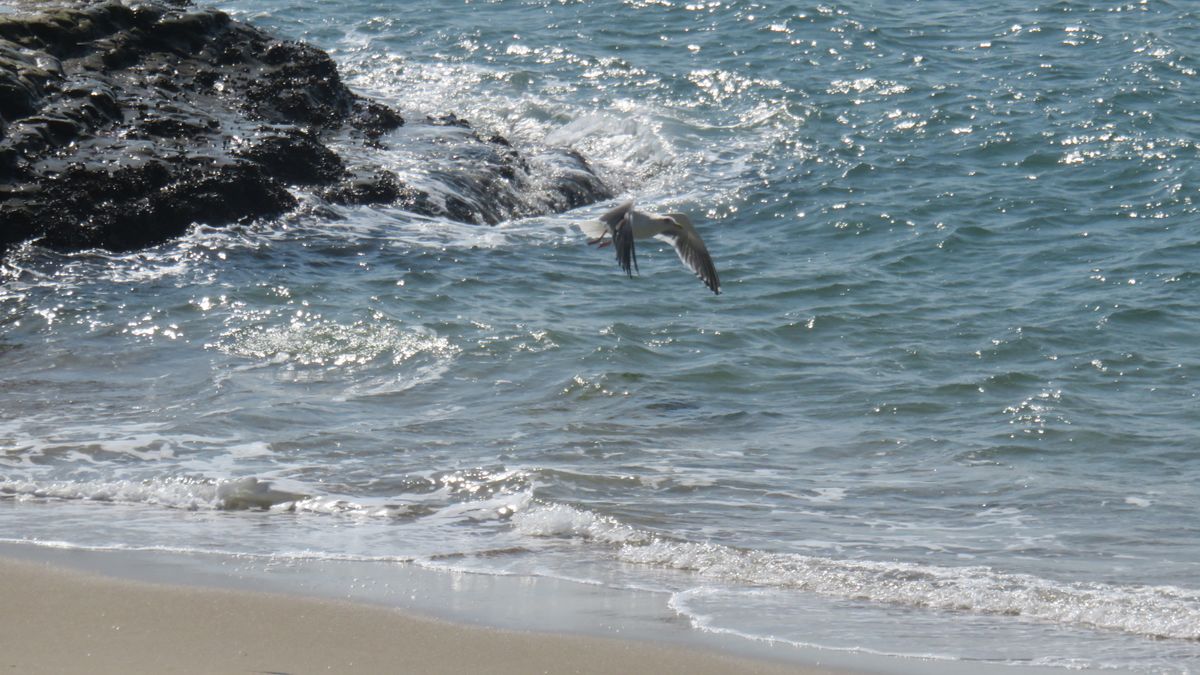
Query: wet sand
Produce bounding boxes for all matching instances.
[0,555,851,675]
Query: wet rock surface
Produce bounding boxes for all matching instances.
[0,1,610,255]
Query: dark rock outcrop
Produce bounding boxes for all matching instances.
[0,1,610,256]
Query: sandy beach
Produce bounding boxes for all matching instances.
[0,555,848,675]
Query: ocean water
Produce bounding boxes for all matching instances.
[3,0,1200,670]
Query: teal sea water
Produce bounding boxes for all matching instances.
[3,0,1200,669]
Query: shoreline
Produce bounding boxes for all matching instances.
[0,545,860,675]
[0,542,1079,675]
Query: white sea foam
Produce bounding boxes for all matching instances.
[513,501,647,544]
[512,502,1200,641]
[0,476,323,511]
[1,476,225,510]
[1,470,535,524]
[207,316,462,399]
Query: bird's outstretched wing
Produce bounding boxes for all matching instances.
[599,200,634,228]
[656,214,720,294]
[614,213,639,278]
[578,200,635,240]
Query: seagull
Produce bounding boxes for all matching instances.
[578,200,721,294]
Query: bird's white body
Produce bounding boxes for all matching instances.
[578,200,721,294]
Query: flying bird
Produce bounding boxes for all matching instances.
[579,200,721,294]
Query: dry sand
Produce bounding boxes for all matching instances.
[0,555,850,675]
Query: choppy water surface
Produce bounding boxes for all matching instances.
[3,0,1200,670]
